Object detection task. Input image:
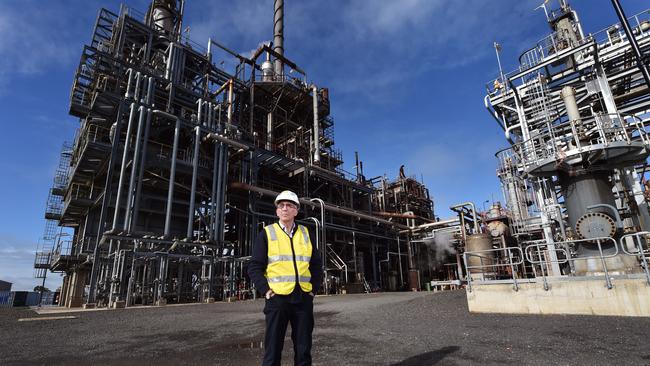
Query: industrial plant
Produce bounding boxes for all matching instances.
[464,0,650,316]
[31,0,650,318]
[33,0,436,309]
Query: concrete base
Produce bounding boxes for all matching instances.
[83,303,96,309]
[112,301,125,309]
[467,276,650,317]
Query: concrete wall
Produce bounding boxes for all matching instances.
[466,277,650,317]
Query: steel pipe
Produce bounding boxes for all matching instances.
[230,182,408,230]
[187,126,201,239]
[450,202,480,234]
[112,102,138,231]
[152,110,181,237]
[610,0,650,88]
[124,105,147,231]
[273,0,284,77]
[312,85,320,162]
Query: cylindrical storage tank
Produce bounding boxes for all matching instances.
[559,171,639,274]
[559,171,616,237]
[466,233,494,274]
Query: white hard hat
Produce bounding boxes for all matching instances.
[275,190,300,207]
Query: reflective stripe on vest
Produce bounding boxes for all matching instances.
[269,255,311,263]
[267,225,278,241]
[264,223,313,295]
[268,275,312,283]
[299,225,309,245]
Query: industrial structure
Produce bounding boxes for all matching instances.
[460,0,650,316]
[34,0,437,308]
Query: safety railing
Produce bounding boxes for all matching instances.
[619,232,650,286]
[524,238,610,290]
[464,234,650,292]
[505,113,648,169]
[591,7,650,47]
[149,140,210,169]
[463,247,525,292]
[485,7,650,96]
[71,123,111,167]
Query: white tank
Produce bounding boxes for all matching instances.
[261,60,274,81]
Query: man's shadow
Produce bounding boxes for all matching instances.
[390,346,460,366]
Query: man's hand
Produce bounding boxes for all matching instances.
[265,290,275,299]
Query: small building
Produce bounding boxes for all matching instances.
[0,280,12,292]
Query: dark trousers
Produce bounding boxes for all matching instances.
[262,291,314,366]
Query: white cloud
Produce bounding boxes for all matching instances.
[0,233,61,291]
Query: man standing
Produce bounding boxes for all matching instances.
[248,190,323,366]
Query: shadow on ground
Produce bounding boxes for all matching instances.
[390,346,460,366]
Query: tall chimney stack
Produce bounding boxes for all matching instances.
[273,0,284,78]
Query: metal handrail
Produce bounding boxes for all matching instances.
[503,113,647,169]
[485,7,650,96]
[619,232,650,285]
[464,247,524,292]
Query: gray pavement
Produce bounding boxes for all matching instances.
[1,290,649,365]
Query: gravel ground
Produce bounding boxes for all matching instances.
[1,290,649,365]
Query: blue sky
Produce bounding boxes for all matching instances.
[1,0,647,290]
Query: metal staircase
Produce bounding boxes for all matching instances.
[34,143,72,278]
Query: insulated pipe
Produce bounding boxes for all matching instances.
[374,211,436,222]
[610,0,650,88]
[197,98,203,126]
[165,44,173,80]
[88,102,125,304]
[205,133,250,151]
[151,110,181,237]
[133,72,142,102]
[207,102,213,129]
[450,202,479,234]
[131,108,152,231]
[230,182,409,229]
[187,126,201,239]
[312,85,320,162]
[125,68,134,98]
[124,105,148,231]
[310,198,327,294]
[266,112,273,150]
[560,86,580,122]
[209,142,220,241]
[112,102,138,231]
[217,144,229,243]
[131,77,155,230]
[273,0,284,77]
[207,37,212,63]
[227,80,234,128]
[173,44,181,84]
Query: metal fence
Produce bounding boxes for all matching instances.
[464,234,650,292]
[0,291,15,308]
[0,291,57,307]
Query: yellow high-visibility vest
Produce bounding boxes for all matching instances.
[264,223,313,295]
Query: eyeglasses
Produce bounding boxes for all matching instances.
[277,203,297,210]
